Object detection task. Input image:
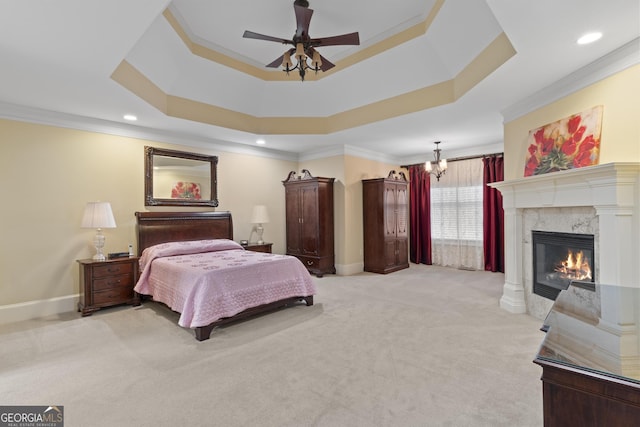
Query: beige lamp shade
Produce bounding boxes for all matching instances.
[250,205,270,224]
[311,50,322,68]
[282,51,293,69]
[81,202,116,229]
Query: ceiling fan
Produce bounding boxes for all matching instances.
[242,0,360,81]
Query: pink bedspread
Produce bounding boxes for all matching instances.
[134,239,316,328]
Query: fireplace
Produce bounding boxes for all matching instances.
[532,231,595,300]
[490,163,640,319]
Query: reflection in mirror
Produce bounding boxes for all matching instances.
[152,156,211,200]
[145,146,218,207]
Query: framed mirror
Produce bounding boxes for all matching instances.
[144,146,218,207]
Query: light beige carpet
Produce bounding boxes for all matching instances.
[0,265,544,426]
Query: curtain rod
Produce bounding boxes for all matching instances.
[400,152,503,169]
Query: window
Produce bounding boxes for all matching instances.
[430,158,484,270]
[430,185,483,242]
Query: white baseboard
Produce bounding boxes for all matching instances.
[0,294,78,325]
[335,262,364,276]
[0,265,363,324]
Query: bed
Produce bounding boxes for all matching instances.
[134,211,316,341]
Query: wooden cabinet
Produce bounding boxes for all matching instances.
[244,242,272,253]
[77,257,140,316]
[535,283,640,426]
[283,169,335,277]
[362,171,409,274]
[535,358,640,426]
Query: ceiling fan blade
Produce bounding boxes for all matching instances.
[266,54,285,68]
[311,32,360,47]
[317,53,335,72]
[243,30,290,44]
[266,48,295,68]
[294,4,313,37]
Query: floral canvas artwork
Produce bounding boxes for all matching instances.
[171,181,201,200]
[524,106,603,177]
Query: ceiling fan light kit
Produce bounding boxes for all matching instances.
[243,0,360,81]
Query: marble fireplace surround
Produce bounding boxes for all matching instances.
[491,162,640,319]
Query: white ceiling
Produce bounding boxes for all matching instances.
[0,0,638,163]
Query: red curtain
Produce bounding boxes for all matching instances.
[409,165,432,264]
[482,156,504,272]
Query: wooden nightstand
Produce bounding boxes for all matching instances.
[243,242,273,253]
[77,257,141,316]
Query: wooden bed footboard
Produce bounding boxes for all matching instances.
[194,296,314,341]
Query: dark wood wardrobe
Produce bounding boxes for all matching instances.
[283,170,335,277]
[362,171,409,274]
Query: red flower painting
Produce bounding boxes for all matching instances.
[171,181,201,200]
[523,106,603,177]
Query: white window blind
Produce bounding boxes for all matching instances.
[430,185,483,241]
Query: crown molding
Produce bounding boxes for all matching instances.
[299,144,400,164]
[502,37,640,123]
[344,144,402,164]
[398,141,504,166]
[0,101,402,164]
[0,101,298,161]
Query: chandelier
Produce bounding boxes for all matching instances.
[425,141,448,181]
[281,43,323,81]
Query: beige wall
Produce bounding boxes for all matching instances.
[504,64,640,180]
[344,156,404,267]
[298,155,400,273]
[0,119,296,309]
[0,119,400,314]
[218,151,297,251]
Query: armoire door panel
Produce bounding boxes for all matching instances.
[384,240,397,268]
[397,238,408,265]
[396,186,408,237]
[301,186,319,255]
[285,187,302,254]
[384,186,397,237]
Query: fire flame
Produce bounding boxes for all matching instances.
[555,250,592,280]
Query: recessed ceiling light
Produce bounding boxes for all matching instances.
[256,139,266,145]
[577,32,602,45]
[123,114,137,121]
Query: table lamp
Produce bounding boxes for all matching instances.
[81,201,116,261]
[250,205,270,244]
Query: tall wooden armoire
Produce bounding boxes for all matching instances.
[283,169,335,277]
[362,170,409,274]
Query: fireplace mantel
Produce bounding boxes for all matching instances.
[490,162,640,314]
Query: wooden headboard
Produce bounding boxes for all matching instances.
[135,211,234,255]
